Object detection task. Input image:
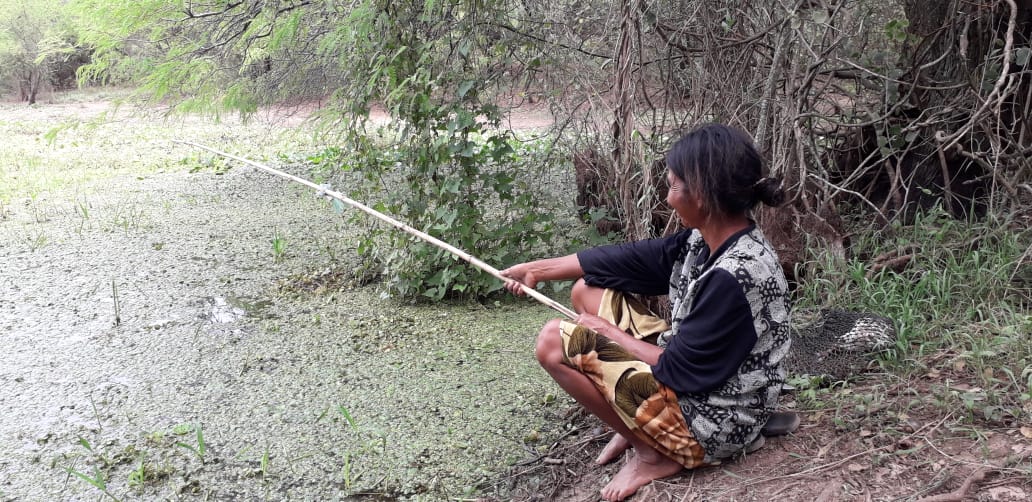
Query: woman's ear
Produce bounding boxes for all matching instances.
[689,188,706,213]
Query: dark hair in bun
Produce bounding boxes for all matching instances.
[752,176,786,208]
[666,123,786,216]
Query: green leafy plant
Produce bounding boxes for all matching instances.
[325,118,564,300]
[64,438,122,501]
[126,455,147,489]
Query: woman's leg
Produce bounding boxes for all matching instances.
[571,278,605,316]
[571,279,634,464]
[536,319,683,501]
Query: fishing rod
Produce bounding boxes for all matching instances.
[174,140,578,320]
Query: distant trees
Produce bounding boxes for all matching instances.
[0,1,88,104]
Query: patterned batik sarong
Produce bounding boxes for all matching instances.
[559,290,707,469]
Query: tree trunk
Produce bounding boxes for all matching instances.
[28,72,40,105]
[891,0,1032,216]
[611,0,646,241]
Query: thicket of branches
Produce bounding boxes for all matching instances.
[506,1,1031,259]
[69,0,1032,293]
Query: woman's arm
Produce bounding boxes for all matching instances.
[500,254,584,296]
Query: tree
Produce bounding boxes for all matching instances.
[0,0,83,104]
[504,0,1029,266]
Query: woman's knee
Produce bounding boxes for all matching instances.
[571,278,604,315]
[535,319,564,367]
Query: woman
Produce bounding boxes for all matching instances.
[502,123,791,501]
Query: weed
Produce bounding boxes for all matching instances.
[111,278,121,326]
[65,465,121,502]
[22,225,48,250]
[337,405,357,428]
[109,202,147,235]
[271,230,287,261]
[75,198,91,234]
[173,423,206,463]
[260,446,270,479]
[89,392,104,431]
[65,438,121,501]
[127,455,147,489]
[342,452,352,489]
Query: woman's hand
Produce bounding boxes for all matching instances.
[500,263,538,297]
[500,254,583,297]
[577,312,663,364]
[575,313,616,336]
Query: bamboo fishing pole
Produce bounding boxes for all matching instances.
[175,140,578,320]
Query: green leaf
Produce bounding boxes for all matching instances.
[1016,47,1031,67]
[172,423,194,435]
[65,466,107,491]
[337,405,357,428]
[457,80,475,98]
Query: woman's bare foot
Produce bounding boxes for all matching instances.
[600,451,683,501]
[596,434,631,464]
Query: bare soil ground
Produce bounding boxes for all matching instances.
[497,380,1032,502]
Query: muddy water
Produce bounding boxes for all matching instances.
[0,167,564,501]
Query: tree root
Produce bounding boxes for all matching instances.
[914,468,987,502]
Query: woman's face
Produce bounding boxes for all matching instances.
[666,170,703,228]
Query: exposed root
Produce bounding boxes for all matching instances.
[914,468,988,502]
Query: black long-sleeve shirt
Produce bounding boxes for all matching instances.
[578,229,757,394]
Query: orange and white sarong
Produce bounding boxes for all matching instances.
[559,290,707,468]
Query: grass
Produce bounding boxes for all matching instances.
[67,422,208,500]
[793,203,1032,423]
[271,229,287,261]
[64,438,122,502]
